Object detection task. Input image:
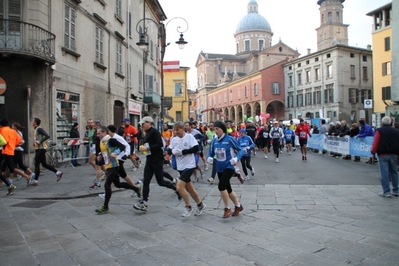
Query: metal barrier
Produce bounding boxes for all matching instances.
[61,138,89,168]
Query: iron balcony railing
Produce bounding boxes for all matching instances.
[0,19,55,63]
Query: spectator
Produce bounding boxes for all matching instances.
[357,120,376,164]
[339,120,350,160]
[69,122,81,166]
[349,123,360,162]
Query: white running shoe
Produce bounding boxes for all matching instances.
[276,158,279,163]
[99,193,105,199]
[251,167,255,176]
[264,155,268,159]
[204,164,209,171]
[181,206,193,217]
[207,177,215,184]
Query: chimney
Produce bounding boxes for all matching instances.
[307,48,311,55]
[367,44,372,50]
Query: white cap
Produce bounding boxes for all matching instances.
[139,116,154,125]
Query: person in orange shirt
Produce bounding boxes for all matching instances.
[0,118,31,195]
[123,118,141,171]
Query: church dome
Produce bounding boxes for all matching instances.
[235,0,272,34]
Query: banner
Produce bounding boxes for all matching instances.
[308,134,373,157]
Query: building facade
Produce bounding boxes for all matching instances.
[284,0,373,124]
[0,0,164,147]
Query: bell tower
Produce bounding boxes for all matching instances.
[316,0,348,51]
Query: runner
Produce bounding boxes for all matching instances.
[168,121,206,217]
[245,120,257,156]
[11,122,35,183]
[237,129,255,181]
[207,120,244,218]
[295,118,311,161]
[123,118,140,171]
[184,122,205,182]
[269,121,284,163]
[258,124,270,159]
[283,124,295,155]
[89,120,105,189]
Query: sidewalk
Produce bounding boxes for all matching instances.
[1,158,399,265]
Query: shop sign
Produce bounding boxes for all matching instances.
[129,100,141,115]
[57,91,80,102]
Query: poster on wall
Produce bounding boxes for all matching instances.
[72,104,78,121]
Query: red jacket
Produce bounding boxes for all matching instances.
[295,124,310,140]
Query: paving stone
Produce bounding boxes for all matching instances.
[269,233,325,253]
[35,249,77,266]
[314,247,364,264]
[69,247,118,266]
[207,253,256,266]
[0,229,25,249]
[0,245,37,265]
[358,237,399,254]
[30,240,63,254]
[140,243,198,265]
[310,212,355,224]
[116,252,163,266]
[326,239,385,258]
[0,218,18,232]
[23,229,54,245]
[299,216,341,227]
[232,244,293,266]
[288,251,352,266]
[94,236,139,258]
[196,233,245,252]
[117,227,162,248]
[57,232,97,253]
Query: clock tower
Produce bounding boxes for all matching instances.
[316,0,348,51]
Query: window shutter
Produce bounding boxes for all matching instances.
[70,8,76,50]
[8,0,21,20]
[64,5,70,48]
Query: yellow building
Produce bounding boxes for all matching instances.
[367,3,392,125]
[163,63,190,122]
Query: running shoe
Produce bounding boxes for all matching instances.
[251,167,255,176]
[175,191,182,201]
[172,178,177,184]
[232,205,244,216]
[392,192,399,197]
[132,167,138,172]
[244,175,250,181]
[194,203,206,216]
[181,206,193,217]
[200,170,204,179]
[378,192,392,198]
[31,180,39,186]
[100,171,106,181]
[136,183,142,198]
[6,185,16,196]
[89,183,101,189]
[98,193,105,199]
[133,202,148,212]
[264,155,268,159]
[56,171,63,182]
[223,208,231,218]
[237,173,244,184]
[207,177,215,184]
[204,164,209,171]
[95,205,109,214]
[276,158,279,163]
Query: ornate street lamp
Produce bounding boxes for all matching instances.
[136,17,189,125]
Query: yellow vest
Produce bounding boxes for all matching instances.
[100,136,119,169]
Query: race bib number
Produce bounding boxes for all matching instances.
[90,144,96,154]
[273,132,280,138]
[102,152,109,164]
[286,134,292,139]
[300,132,306,138]
[215,148,226,161]
[263,132,268,138]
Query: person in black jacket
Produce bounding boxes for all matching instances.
[339,120,351,160]
[133,116,179,212]
[349,123,360,162]
[69,122,81,166]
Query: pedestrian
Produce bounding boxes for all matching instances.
[83,124,90,164]
[258,124,270,159]
[237,128,255,181]
[339,120,351,160]
[11,122,35,181]
[168,121,206,217]
[88,120,105,189]
[95,126,131,214]
[283,124,294,155]
[207,120,244,218]
[269,121,284,163]
[69,122,81,166]
[295,118,311,161]
[349,123,360,162]
[245,120,257,156]
[133,116,180,212]
[184,121,205,181]
[357,120,376,164]
[318,119,328,155]
[31,117,63,186]
[371,116,399,198]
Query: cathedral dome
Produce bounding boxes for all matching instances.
[235,0,272,34]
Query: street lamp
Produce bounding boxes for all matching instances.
[136,17,188,125]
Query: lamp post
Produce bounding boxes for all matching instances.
[136,17,188,125]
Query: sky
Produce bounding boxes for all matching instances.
[158,0,390,90]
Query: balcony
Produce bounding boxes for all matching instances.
[0,19,55,64]
[143,90,161,106]
[164,97,173,109]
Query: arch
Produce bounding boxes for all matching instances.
[265,100,285,121]
[244,103,252,118]
[237,105,243,122]
[231,106,236,122]
[254,101,261,116]
[224,107,229,121]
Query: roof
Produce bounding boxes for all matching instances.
[366,2,392,16]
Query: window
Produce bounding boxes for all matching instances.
[174,82,182,96]
[382,62,392,76]
[297,72,302,85]
[326,53,331,58]
[245,40,250,51]
[336,11,340,22]
[229,90,233,102]
[138,71,143,92]
[361,89,372,102]
[64,4,76,50]
[176,111,182,121]
[116,0,122,18]
[382,86,391,100]
[305,92,312,106]
[322,14,324,23]
[218,95,221,104]
[350,65,355,79]
[258,40,264,50]
[350,53,355,58]
[385,37,390,51]
[116,42,122,74]
[306,60,310,65]
[244,86,248,98]
[363,55,367,62]
[224,93,226,103]
[298,63,301,67]
[362,67,368,80]
[349,88,358,103]
[95,26,104,64]
[315,57,319,62]
[150,40,153,58]
[254,83,259,96]
[297,92,303,107]
[146,75,153,90]
[306,70,310,83]
[288,92,294,108]
[313,89,321,104]
[328,12,332,22]
[289,75,293,87]
[315,68,320,81]
[289,66,292,70]
[327,65,332,78]
[128,12,132,37]
[238,89,241,99]
[324,84,334,103]
[271,82,280,94]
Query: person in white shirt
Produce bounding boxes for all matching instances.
[168,121,206,217]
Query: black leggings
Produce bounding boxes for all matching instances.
[14,150,29,172]
[34,149,57,180]
[142,158,176,202]
[272,140,280,158]
[217,168,235,194]
[240,156,253,176]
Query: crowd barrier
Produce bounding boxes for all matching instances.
[60,138,89,167]
[307,134,373,157]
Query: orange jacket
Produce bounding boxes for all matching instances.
[0,126,22,156]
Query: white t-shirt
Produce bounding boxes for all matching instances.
[169,133,198,171]
[112,133,130,161]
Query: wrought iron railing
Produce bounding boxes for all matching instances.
[0,19,55,63]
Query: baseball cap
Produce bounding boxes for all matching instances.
[139,116,154,125]
[239,128,246,133]
[273,120,278,124]
[122,118,130,122]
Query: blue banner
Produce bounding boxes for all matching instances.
[308,134,373,157]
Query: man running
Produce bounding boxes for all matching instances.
[168,121,206,217]
[269,121,284,163]
[123,118,140,171]
[295,118,311,161]
[237,129,255,181]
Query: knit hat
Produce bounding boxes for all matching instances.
[214,121,227,133]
